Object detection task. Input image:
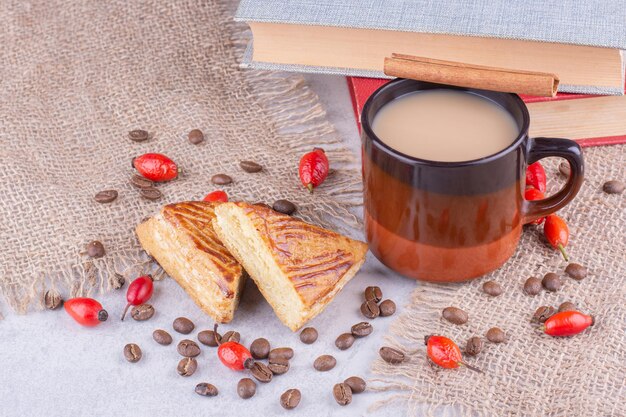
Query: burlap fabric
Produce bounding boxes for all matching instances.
[371,147,626,416]
[0,0,361,314]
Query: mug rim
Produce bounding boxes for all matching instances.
[361,78,531,167]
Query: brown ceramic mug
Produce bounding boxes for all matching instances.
[361,79,584,282]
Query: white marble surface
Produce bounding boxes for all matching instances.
[0,75,418,417]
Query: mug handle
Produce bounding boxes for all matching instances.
[521,137,584,224]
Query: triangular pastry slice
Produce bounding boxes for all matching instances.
[136,201,245,323]
[212,202,368,331]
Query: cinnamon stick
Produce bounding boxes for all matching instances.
[384,53,559,97]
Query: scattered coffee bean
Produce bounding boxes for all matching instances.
[130,174,154,189]
[250,361,273,383]
[198,329,221,347]
[237,378,257,399]
[111,273,126,289]
[268,357,290,375]
[299,327,318,344]
[195,382,217,397]
[85,240,105,258]
[465,336,483,356]
[364,286,382,303]
[344,376,366,394]
[222,330,240,343]
[177,357,197,376]
[123,343,142,363]
[177,339,201,357]
[486,327,506,343]
[558,301,577,312]
[280,389,301,410]
[351,322,373,338]
[533,305,557,323]
[565,263,587,280]
[335,333,355,350]
[379,346,405,364]
[360,300,380,319]
[442,306,468,325]
[43,289,63,310]
[188,129,204,145]
[379,299,396,317]
[523,276,542,295]
[131,303,154,321]
[558,161,571,177]
[211,174,233,185]
[542,273,562,292]
[313,354,336,371]
[240,160,263,173]
[269,347,294,361]
[333,383,352,406]
[603,180,624,195]
[128,129,149,142]
[139,187,162,201]
[152,329,172,346]
[173,317,194,334]
[482,281,503,297]
[94,190,118,203]
[250,338,270,359]
[272,199,297,215]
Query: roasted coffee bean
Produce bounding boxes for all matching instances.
[111,273,126,289]
[442,306,468,325]
[188,129,204,145]
[333,383,352,406]
[313,354,336,371]
[465,336,483,356]
[131,303,154,321]
[152,329,172,346]
[558,301,577,312]
[173,317,194,334]
[85,240,105,258]
[94,190,118,203]
[379,299,396,317]
[250,361,273,383]
[250,338,270,359]
[565,263,587,280]
[486,327,506,343]
[177,357,197,376]
[177,339,201,357]
[128,129,149,142]
[123,343,142,363]
[299,327,318,344]
[240,160,263,173]
[140,187,162,201]
[198,330,221,347]
[195,382,217,397]
[280,389,301,410]
[523,276,542,295]
[360,300,380,319]
[211,173,233,185]
[364,286,382,303]
[558,161,571,177]
[268,347,294,361]
[542,273,562,292]
[43,289,63,310]
[130,174,154,189]
[335,333,355,350]
[222,330,240,343]
[272,199,297,215]
[344,376,366,394]
[351,322,373,338]
[268,357,290,375]
[482,281,503,297]
[533,305,557,323]
[379,346,405,364]
[603,180,624,195]
[237,378,257,399]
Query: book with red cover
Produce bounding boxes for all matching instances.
[347,77,626,147]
